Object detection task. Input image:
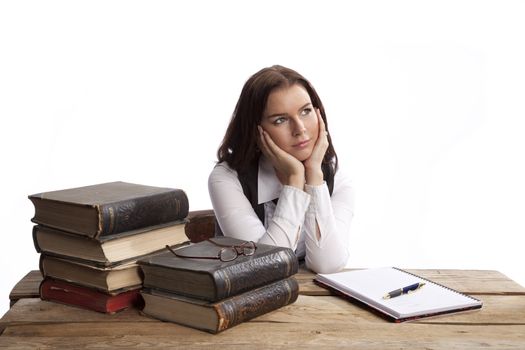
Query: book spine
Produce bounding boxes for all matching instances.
[38,254,45,277]
[39,278,141,313]
[214,277,299,333]
[213,248,299,301]
[32,225,42,253]
[96,189,189,238]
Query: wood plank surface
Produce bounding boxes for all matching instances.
[405,269,525,295]
[8,271,42,306]
[0,299,152,326]
[3,269,525,349]
[0,322,523,349]
[10,267,524,307]
[2,292,525,330]
[297,268,525,296]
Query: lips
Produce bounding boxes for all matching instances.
[293,139,311,148]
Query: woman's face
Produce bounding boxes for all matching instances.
[260,84,319,162]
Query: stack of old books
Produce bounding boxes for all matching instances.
[138,236,299,333]
[28,181,190,313]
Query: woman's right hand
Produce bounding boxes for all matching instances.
[258,126,305,189]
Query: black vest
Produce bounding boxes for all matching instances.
[215,158,335,236]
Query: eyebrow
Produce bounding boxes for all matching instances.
[265,103,312,119]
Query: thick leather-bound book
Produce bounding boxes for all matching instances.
[39,255,142,292]
[39,278,142,314]
[29,181,189,239]
[141,276,298,333]
[32,222,189,267]
[33,221,189,267]
[139,237,299,302]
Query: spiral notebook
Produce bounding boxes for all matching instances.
[314,267,483,322]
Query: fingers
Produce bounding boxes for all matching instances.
[258,125,305,183]
[316,108,327,138]
[259,125,287,162]
[258,125,276,159]
[304,109,329,170]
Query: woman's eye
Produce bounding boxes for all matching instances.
[273,117,286,125]
[301,108,312,116]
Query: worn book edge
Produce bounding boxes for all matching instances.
[32,223,190,267]
[139,242,299,301]
[29,182,189,238]
[39,278,142,313]
[141,276,299,333]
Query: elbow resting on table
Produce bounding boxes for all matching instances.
[305,249,349,274]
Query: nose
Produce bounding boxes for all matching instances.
[292,118,306,137]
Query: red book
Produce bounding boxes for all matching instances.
[39,278,142,313]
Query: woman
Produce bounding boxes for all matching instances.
[208,65,354,273]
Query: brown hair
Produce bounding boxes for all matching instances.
[217,65,338,174]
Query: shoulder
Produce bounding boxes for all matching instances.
[208,162,247,201]
[208,161,240,185]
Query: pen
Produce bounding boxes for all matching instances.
[383,282,425,299]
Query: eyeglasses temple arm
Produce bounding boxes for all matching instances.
[165,245,178,256]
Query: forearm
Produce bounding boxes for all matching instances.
[210,168,310,249]
[259,186,310,249]
[305,167,324,187]
[303,182,353,274]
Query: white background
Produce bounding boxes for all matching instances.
[1,0,524,316]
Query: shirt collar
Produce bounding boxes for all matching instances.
[257,156,282,204]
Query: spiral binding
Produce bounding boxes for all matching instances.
[392,267,481,302]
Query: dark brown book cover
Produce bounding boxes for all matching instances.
[184,210,215,243]
[138,237,299,302]
[29,181,189,239]
[39,278,142,314]
[141,276,299,333]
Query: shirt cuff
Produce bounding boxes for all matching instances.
[304,182,333,217]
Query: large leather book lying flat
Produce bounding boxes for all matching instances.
[141,276,299,333]
[139,237,299,302]
[29,181,189,239]
[33,222,189,267]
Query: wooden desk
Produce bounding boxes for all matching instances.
[1,268,524,349]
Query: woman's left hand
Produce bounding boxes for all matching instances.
[303,109,329,186]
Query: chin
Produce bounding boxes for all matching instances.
[291,149,313,162]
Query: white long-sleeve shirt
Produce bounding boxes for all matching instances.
[208,156,354,274]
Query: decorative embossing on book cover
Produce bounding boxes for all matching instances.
[141,276,299,333]
[29,182,189,238]
[139,237,299,301]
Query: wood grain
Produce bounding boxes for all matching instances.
[296,267,525,296]
[8,271,42,307]
[0,322,523,349]
[3,269,525,349]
